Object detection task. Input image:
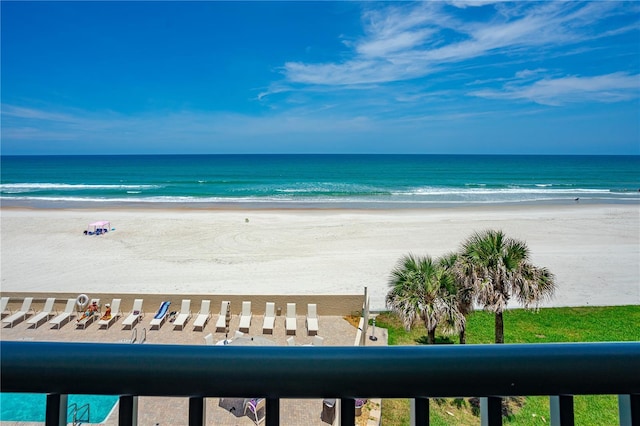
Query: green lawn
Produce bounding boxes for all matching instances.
[374,305,640,425]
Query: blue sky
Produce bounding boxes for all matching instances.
[1,1,639,155]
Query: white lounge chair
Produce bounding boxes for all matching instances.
[238,301,252,333]
[215,300,230,332]
[150,301,171,330]
[173,299,191,330]
[306,303,319,336]
[98,298,122,329]
[262,302,275,334]
[3,297,34,328]
[285,303,297,335]
[76,299,100,329]
[1,297,10,318]
[50,299,76,329]
[193,299,211,331]
[286,336,296,346]
[27,298,57,329]
[122,299,144,330]
[304,335,325,346]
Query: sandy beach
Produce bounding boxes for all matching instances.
[1,204,638,311]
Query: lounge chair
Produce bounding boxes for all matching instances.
[243,398,266,426]
[27,298,57,329]
[173,299,192,330]
[1,297,10,318]
[193,299,211,331]
[262,302,275,334]
[122,299,144,330]
[50,299,76,329]
[98,298,122,329]
[3,297,34,328]
[285,303,297,335]
[203,333,214,345]
[303,335,325,346]
[306,303,319,336]
[76,299,100,329]
[150,301,171,330]
[215,300,230,332]
[287,336,296,346]
[238,301,252,333]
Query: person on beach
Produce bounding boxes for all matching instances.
[77,301,99,322]
[100,303,111,321]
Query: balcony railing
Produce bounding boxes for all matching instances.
[1,341,639,426]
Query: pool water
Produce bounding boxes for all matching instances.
[1,393,118,423]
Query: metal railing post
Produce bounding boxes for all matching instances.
[265,397,279,426]
[619,394,640,426]
[341,398,355,426]
[550,395,574,426]
[480,397,502,426]
[412,397,429,425]
[118,395,138,426]
[45,393,67,426]
[188,396,205,426]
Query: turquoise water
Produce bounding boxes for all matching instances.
[1,154,638,207]
[0,393,118,423]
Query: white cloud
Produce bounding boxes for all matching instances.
[448,0,501,8]
[356,28,437,58]
[281,2,637,87]
[0,103,381,153]
[470,72,640,106]
[515,69,548,80]
[2,105,81,123]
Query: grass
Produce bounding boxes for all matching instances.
[374,305,640,425]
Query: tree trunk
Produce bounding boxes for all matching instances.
[459,328,466,345]
[428,328,436,344]
[495,311,504,344]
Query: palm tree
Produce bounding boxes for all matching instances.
[439,252,475,344]
[459,229,556,344]
[386,254,463,344]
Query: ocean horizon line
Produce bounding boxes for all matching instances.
[2,153,639,158]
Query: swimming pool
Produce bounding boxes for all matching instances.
[1,393,118,423]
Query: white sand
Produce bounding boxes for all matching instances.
[1,204,638,311]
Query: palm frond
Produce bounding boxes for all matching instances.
[386,253,467,339]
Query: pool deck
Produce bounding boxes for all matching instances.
[1,309,387,426]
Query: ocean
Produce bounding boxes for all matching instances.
[1,154,638,208]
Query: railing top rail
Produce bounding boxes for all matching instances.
[2,341,639,398]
